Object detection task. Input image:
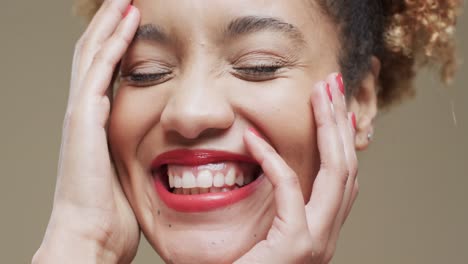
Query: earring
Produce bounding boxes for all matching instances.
[367,132,373,141]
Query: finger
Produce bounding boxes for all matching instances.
[338,111,358,216]
[305,81,348,249]
[80,7,139,100]
[84,0,133,44]
[244,128,307,227]
[325,74,357,214]
[325,74,358,240]
[71,0,133,97]
[321,74,358,260]
[343,178,359,225]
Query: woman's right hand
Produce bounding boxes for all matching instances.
[236,74,359,264]
[33,1,140,263]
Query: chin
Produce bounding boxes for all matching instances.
[127,149,277,263]
[158,229,262,264]
[144,179,276,263]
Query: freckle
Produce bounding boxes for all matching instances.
[157,209,160,215]
[168,224,172,228]
[254,234,257,238]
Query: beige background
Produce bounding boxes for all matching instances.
[1,1,467,263]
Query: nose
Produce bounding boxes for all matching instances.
[160,77,235,139]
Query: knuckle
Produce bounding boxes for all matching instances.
[283,169,300,185]
[331,165,349,186]
[348,164,358,179]
[299,235,314,252]
[341,163,350,178]
[295,235,314,262]
[310,243,326,260]
[93,49,113,66]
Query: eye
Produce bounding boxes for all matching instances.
[233,64,283,82]
[122,71,172,87]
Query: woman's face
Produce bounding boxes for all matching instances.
[109,0,339,263]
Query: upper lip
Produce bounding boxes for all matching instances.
[150,149,257,171]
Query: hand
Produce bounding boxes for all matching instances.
[33,1,140,263]
[236,73,359,264]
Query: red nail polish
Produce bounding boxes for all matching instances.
[123,5,132,18]
[248,127,262,138]
[326,83,333,102]
[336,73,345,95]
[351,112,357,131]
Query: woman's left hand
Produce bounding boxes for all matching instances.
[236,73,359,264]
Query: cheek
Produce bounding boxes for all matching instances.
[231,78,319,199]
[108,86,168,168]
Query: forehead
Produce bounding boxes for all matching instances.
[132,0,323,35]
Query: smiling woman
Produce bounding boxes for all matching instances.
[32,0,461,264]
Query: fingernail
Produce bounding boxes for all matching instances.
[247,127,262,138]
[351,112,357,131]
[123,5,133,18]
[326,83,333,102]
[336,73,345,95]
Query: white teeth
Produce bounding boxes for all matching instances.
[213,172,224,187]
[169,173,174,188]
[167,163,257,191]
[174,175,182,188]
[182,171,196,188]
[235,173,244,186]
[225,168,235,186]
[172,185,240,194]
[197,170,213,188]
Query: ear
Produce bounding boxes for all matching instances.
[347,56,380,151]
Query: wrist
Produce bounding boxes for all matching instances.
[33,238,118,264]
[33,218,119,264]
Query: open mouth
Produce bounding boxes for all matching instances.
[150,149,265,212]
[158,162,262,195]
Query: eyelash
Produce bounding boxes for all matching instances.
[123,72,171,86]
[234,64,282,75]
[124,64,284,86]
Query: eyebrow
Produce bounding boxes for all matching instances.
[224,16,306,44]
[134,24,169,43]
[133,16,306,45]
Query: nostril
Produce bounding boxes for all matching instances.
[159,87,235,139]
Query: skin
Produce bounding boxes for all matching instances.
[33,0,378,263]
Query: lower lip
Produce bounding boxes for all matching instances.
[153,171,265,212]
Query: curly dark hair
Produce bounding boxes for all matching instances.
[318,0,461,108]
[74,0,462,108]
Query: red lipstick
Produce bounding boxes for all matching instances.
[151,149,263,212]
[150,149,257,169]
